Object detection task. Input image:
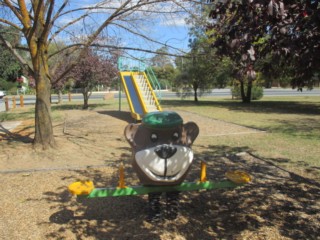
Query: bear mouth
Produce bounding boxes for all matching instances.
[148,169,180,180]
[135,145,194,183]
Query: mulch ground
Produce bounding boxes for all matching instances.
[0,109,319,239]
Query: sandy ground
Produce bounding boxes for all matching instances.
[0,109,319,240]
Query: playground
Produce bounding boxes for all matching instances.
[0,97,319,239]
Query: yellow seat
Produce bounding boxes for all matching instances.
[225,170,252,184]
[68,181,94,195]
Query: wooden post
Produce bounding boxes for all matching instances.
[68,92,72,102]
[4,97,9,111]
[12,96,16,109]
[20,95,24,107]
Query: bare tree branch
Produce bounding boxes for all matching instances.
[49,43,189,59]
[0,18,22,31]
[43,0,55,39]
[21,0,34,29]
[111,21,186,54]
[54,0,132,82]
[51,0,68,23]
[3,0,24,25]
[48,14,88,44]
[0,34,33,74]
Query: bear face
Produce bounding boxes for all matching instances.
[124,111,199,186]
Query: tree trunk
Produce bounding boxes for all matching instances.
[240,80,252,103]
[193,81,198,102]
[83,91,89,109]
[246,81,252,103]
[33,64,55,149]
[240,81,246,102]
[194,90,198,102]
[58,90,63,104]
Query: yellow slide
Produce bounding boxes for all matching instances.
[119,71,162,120]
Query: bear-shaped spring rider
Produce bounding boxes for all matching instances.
[124,111,199,221]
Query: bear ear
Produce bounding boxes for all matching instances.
[124,123,139,146]
[183,122,199,146]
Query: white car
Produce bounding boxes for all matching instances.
[0,90,6,99]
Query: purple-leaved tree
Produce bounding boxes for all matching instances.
[204,0,319,102]
[70,48,117,109]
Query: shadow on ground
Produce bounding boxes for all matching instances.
[41,145,320,239]
[97,110,133,123]
[262,118,320,140]
[0,123,33,143]
[51,103,110,111]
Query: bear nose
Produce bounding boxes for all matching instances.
[154,144,177,159]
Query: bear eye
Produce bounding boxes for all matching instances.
[150,133,158,142]
[172,132,179,141]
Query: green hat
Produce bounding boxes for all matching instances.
[142,111,183,129]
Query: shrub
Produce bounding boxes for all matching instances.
[231,84,264,100]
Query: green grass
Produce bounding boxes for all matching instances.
[0,99,121,122]
[1,96,319,175]
[0,108,35,122]
[161,96,320,172]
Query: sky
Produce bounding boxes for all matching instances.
[147,17,191,52]
[1,0,198,61]
[120,19,192,59]
[53,0,198,60]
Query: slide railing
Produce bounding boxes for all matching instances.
[145,67,162,101]
[118,57,162,101]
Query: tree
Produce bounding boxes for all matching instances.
[214,57,233,88]
[203,1,260,103]
[70,48,117,109]
[257,53,295,88]
[151,47,173,68]
[0,25,22,90]
[152,64,177,89]
[0,0,196,149]
[151,47,177,89]
[174,38,217,102]
[204,0,320,102]
[48,40,69,103]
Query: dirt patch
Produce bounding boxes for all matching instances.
[0,109,319,239]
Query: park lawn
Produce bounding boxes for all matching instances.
[161,96,320,173]
[1,95,319,175]
[0,94,319,239]
[0,107,35,122]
